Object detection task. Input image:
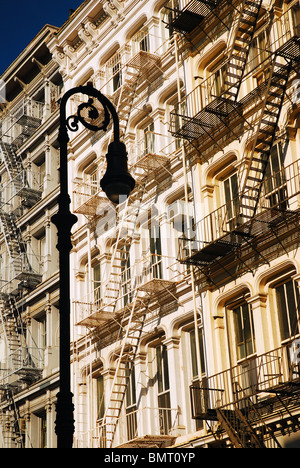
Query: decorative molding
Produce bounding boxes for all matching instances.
[103,0,125,26]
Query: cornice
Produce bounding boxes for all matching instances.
[1,25,59,82]
[46,1,142,78]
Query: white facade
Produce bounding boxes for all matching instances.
[0,0,299,449]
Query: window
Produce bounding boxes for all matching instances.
[93,263,101,305]
[291,2,300,36]
[249,29,268,69]
[224,172,239,229]
[125,363,137,440]
[37,232,46,274]
[113,61,122,92]
[171,99,186,149]
[190,327,206,380]
[132,28,149,55]
[121,247,132,307]
[264,143,287,210]
[189,326,206,430]
[232,302,256,360]
[35,313,47,368]
[97,375,105,422]
[149,223,162,279]
[161,1,180,38]
[210,59,227,98]
[275,279,300,341]
[144,122,155,155]
[156,344,171,434]
[106,52,122,93]
[33,153,45,193]
[35,410,47,448]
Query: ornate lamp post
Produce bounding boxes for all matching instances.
[51,83,135,448]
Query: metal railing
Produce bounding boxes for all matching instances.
[170,4,300,135]
[0,98,44,146]
[0,253,44,293]
[75,406,179,448]
[190,341,300,419]
[178,159,300,260]
[0,347,44,387]
[74,254,182,326]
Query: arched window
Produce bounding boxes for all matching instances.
[226,293,256,362]
[274,278,300,342]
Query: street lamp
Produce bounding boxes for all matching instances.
[51,83,135,448]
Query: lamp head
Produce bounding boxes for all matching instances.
[100,141,135,204]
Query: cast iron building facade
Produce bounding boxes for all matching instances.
[0,25,62,447]
[1,0,300,448]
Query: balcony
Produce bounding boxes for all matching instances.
[178,160,300,288]
[0,253,43,295]
[130,132,171,175]
[74,254,182,327]
[101,28,162,99]
[190,342,300,445]
[0,347,43,391]
[170,6,300,159]
[0,98,44,148]
[75,407,178,448]
[166,0,229,34]
[73,178,110,217]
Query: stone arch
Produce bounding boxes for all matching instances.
[255,259,299,295]
[202,150,239,187]
[124,14,148,41]
[214,282,253,318]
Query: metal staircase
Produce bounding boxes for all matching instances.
[0,293,42,387]
[0,211,26,279]
[100,190,145,316]
[169,0,263,148]
[0,387,24,448]
[217,407,266,448]
[223,0,262,101]
[98,293,148,448]
[0,210,41,290]
[0,294,23,376]
[0,142,42,208]
[75,178,147,326]
[108,49,161,140]
[236,37,300,225]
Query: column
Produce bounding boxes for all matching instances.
[45,394,53,448]
[247,294,268,355]
[163,336,186,436]
[134,351,148,437]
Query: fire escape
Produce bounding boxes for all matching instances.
[0,99,44,447]
[168,0,300,449]
[73,33,181,448]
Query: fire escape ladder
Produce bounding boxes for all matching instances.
[236,46,298,226]
[114,65,141,140]
[0,142,24,188]
[222,0,262,102]
[169,1,262,149]
[0,388,23,448]
[166,0,223,35]
[0,294,23,370]
[113,46,161,140]
[0,141,41,209]
[98,182,147,319]
[0,211,28,278]
[216,406,266,448]
[98,293,147,448]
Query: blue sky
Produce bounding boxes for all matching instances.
[0,1,84,75]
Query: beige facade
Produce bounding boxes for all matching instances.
[0,25,62,447]
[0,0,300,449]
